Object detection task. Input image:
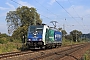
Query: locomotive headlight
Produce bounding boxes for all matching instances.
[33,33,36,35]
[34,34,36,35]
[39,39,42,41]
[28,39,31,41]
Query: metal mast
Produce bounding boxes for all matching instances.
[34,11,36,25]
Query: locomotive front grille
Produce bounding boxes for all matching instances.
[27,41,44,47]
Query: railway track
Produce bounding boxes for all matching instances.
[29,43,88,60]
[0,43,87,60]
[0,51,33,59]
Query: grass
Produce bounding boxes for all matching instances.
[0,37,88,54]
[62,38,87,46]
[0,42,22,54]
[62,38,90,60]
[82,50,90,60]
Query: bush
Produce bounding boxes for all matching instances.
[0,42,22,53]
[0,37,8,44]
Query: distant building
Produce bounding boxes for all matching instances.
[81,33,90,40]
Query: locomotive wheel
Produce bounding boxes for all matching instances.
[41,46,46,50]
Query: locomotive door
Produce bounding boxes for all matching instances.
[45,29,49,44]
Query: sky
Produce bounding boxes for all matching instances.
[0,0,90,34]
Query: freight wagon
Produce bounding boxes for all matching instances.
[26,24,62,49]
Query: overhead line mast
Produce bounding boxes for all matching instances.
[55,0,86,31]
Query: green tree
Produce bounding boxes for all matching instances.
[6,6,42,40]
[16,6,42,26]
[0,33,9,44]
[70,30,82,42]
[65,35,72,40]
[0,33,9,38]
[62,30,67,37]
[6,11,21,34]
[58,28,62,31]
[58,28,67,36]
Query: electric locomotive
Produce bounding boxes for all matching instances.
[26,24,62,49]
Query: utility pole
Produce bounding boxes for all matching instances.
[63,24,65,30]
[63,18,66,30]
[34,11,36,25]
[76,31,77,42]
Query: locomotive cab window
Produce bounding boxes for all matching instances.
[29,26,36,33]
[29,25,43,33]
[36,28,43,33]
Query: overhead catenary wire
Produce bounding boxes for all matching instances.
[68,0,85,25]
[68,0,81,19]
[55,0,87,31]
[10,0,90,33]
[55,0,73,19]
[35,0,89,32]
[68,0,90,32]
[10,0,53,21]
[11,0,23,6]
[34,0,59,18]
[34,0,75,29]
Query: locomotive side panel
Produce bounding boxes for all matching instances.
[26,25,62,49]
[45,28,62,48]
[45,29,55,44]
[54,31,62,43]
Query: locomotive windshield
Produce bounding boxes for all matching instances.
[29,25,43,33]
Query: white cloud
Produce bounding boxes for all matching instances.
[86,9,90,14]
[0,3,13,17]
[49,0,55,5]
[49,0,68,5]
[0,13,7,17]
[65,5,90,33]
[0,7,8,10]
[59,0,68,2]
[0,2,16,17]
[67,5,90,17]
[18,0,34,8]
[6,2,15,11]
[0,23,8,34]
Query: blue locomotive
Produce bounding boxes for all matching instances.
[26,24,62,49]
